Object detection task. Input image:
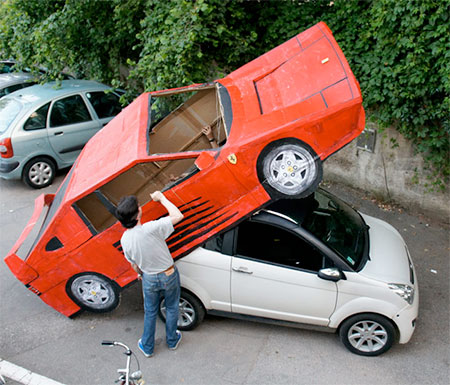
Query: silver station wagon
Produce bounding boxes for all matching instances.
[0,80,123,188]
[0,72,37,99]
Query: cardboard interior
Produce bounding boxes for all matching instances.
[75,87,227,233]
[149,87,227,154]
[76,158,197,232]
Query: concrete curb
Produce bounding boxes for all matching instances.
[0,359,65,385]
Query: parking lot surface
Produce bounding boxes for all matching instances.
[1,173,449,385]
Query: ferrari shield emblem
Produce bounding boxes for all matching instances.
[227,154,237,164]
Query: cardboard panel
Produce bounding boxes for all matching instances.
[76,193,112,232]
[149,88,226,154]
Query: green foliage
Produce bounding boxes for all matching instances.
[0,0,448,187]
[328,0,449,189]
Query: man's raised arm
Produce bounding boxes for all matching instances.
[150,191,184,225]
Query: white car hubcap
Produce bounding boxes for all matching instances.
[348,320,388,353]
[161,297,195,327]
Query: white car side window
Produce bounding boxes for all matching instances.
[236,221,326,272]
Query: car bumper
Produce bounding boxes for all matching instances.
[0,158,21,179]
[394,285,419,344]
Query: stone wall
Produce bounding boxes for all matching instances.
[322,122,449,223]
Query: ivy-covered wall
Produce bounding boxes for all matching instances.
[1,0,448,188]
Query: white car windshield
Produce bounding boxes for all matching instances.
[302,190,368,268]
[268,189,368,269]
[0,98,22,134]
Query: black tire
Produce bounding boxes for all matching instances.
[257,138,322,199]
[158,290,205,331]
[66,273,120,313]
[22,157,56,189]
[339,313,396,356]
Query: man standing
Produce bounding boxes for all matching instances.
[116,191,184,357]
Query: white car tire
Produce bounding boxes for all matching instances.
[159,291,205,331]
[339,313,396,356]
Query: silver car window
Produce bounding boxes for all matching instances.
[0,98,22,134]
[23,103,50,131]
[86,91,122,119]
[50,94,92,127]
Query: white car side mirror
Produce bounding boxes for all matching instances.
[318,267,346,282]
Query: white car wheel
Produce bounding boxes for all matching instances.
[159,291,205,331]
[340,314,396,356]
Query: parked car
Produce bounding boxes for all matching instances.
[157,189,418,356]
[0,73,37,99]
[4,22,365,318]
[0,79,124,188]
[1,59,74,79]
[0,60,18,73]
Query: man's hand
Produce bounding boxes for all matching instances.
[150,191,164,202]
[132,263,143,280]
[151,190,184,225]
[202,125,218,148]
[202,125,213,139]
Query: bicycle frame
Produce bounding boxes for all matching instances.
[101,341,143,385]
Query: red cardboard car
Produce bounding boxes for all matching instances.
[5,22,365,316]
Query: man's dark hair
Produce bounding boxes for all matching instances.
[116,195,139,229]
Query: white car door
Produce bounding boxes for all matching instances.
[176,235,232,312]
[230,220,337,326]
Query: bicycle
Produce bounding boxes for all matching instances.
[102,340,144,385]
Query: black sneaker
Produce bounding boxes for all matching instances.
[169,331,182,350]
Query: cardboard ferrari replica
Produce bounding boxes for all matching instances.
[5,22,365,316]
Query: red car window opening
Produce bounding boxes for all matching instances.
[75,158,199,233]
[148,87,227,155]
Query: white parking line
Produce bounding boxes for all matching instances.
[0,359,65,385]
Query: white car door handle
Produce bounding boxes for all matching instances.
[54,131,64,136]
[232,266,253,274]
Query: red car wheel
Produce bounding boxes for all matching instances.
[257,138,322,199]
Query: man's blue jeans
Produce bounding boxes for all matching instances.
[141,267,180,354]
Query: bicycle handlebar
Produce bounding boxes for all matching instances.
[101,340,114,346]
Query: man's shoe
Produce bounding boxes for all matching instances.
[169,331,182,350]
[138,339,153,357]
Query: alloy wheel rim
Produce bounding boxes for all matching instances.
[72,276,113,308]
[347,320,388,353]
[161,298,195,327]
[265,145,316,195]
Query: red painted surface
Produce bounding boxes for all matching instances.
[4,22,365,316]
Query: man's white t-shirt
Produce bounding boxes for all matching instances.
[120,217,174,274]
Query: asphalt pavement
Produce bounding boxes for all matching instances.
[0,173,449,385]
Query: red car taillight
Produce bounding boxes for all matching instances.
[0,137,13,158]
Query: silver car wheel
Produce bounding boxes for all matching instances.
[28,161,53,186]
[161,297,196,328]
[263,144,318,196]
[347,320,388,353]
[70,274,116,310]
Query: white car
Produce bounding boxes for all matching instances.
[159,188,418,356]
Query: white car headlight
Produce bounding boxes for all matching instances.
[388,283,415,305]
